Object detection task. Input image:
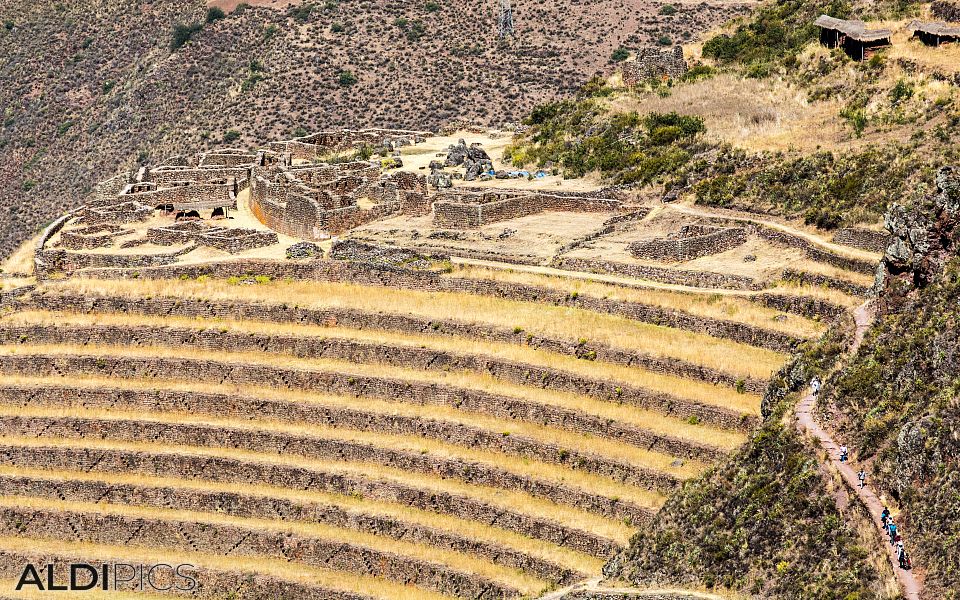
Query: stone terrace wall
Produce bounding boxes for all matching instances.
[628,225,747,262]
[70,258,798,352]
[0,443,617,557]
[554,257,762,291]
[832,227,890,253]
[433,189,622,229]
[0,323,731,459]
[0,504,516,599]
[0,471,579,585]
[24,290,768,397]
[751,224,877,275]
[0,407,657,521]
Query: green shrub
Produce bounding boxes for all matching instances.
[21,180,36,191]
[656,35,672,46]
[406,20,425,41]
[338,70,358,86]
[611,47,630,62]
[101,80,115,94]
[223,129,241,143]
[289,4,315,22]
[425,1,440,11]
[659,4,677,14]
[170,22,202,50]
[263,24,279,40]
[205,7,226,23]
[330,22,344,33]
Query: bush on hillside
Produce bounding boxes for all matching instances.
[171,22,202,51]
[206,7,226,24]
[507,94,706,185]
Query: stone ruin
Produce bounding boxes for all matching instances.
[250,146,430,241]
[441,139,494,182]
[146,221,278,254]
[621,46,688,85]
[628,224,748,262]
[433,188,622,228]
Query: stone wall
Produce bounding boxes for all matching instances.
[0,401,655,522]
[35,245,195,277]
[146,222,277,254]
[433,189,622,229]
[147,165,250,187]
[67,257,798,352]
[0,443,617,557]
[831,227,890,253]
[780,268,872,297]
[554,257,762,291]
[751,224,877,275]
[0,505,513,598]
[0,471,578,585]
[628,225,747,262]
[622,46,688,85]
[24,290,770,399]
[58,224,132,250]
[0,323,730,460]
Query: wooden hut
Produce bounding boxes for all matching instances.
[908,20,960,46]
[815,15,893,60]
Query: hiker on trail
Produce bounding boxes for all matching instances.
[888,521,898,544]
[839,444,848,463]
[881,507,890,527]
[810,376,821,397]
[899,547,912,570]
[857,469,866,489]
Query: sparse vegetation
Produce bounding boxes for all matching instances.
[205,7,226,24]
[338,69,358,86]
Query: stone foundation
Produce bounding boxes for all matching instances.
[628,225,747,262]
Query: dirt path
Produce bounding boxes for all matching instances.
[537,577,730,600]
[795,302,922,600]
[664,204,882,263]
[451,257,757,296]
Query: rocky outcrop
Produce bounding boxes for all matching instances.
[878,166,960,299]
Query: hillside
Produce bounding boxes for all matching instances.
[0,0,749,260]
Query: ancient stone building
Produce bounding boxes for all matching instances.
[621,46,687,85]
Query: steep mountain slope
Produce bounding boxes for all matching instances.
[0,0,748,261]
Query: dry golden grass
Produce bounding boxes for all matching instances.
[0,434,635,543]
[449,264,825,338]
[607,73,851,154]
[0,401,679,508]
[764,282,862,308]
[0,372,746,452]
[789,258,876,287]
[48,278,787,379]
[0,535,455,600]
[0,464,601,575]
[5,309,762,418]
[0,494,548,595]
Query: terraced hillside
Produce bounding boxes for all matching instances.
[0,250,860,597]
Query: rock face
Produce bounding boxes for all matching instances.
[877,166,960,298]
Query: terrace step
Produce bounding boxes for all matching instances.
[0,500,530,599]
[0,347,758,432]
[0,380,732,463]
[20,291,774,393]
[0,412,667,522]
[0,318,761,435]
[0,441,628,557]
[0,469,590,585]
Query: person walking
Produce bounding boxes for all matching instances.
[839,444,848,463]
[810,376,821,397]
[857,468,866,489]
[880,506,890,528]
[888,521,898,545]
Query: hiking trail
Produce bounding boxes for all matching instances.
[796,301,923,600]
